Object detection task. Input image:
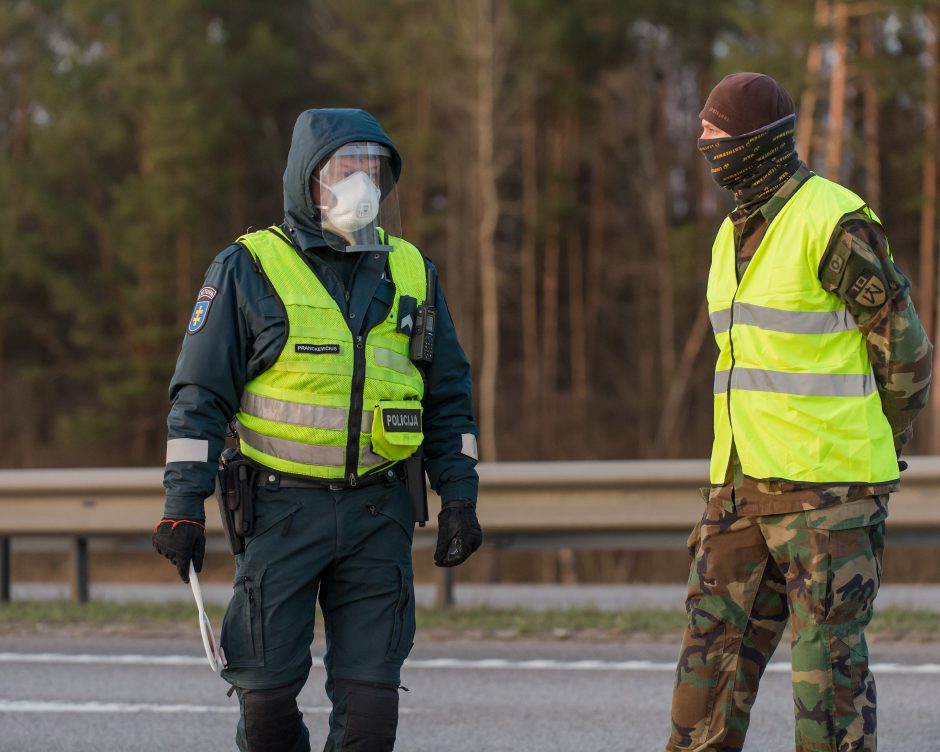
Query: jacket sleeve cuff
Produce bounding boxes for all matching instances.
[438,480,478,506]
[163,495,208,520]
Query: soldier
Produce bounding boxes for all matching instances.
[152,108,483,752]
[666,73,932,751]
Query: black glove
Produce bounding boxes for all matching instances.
[434,500,482,567]
[152,518,206,583]
[899,459,908,472]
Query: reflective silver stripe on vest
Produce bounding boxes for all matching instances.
[714,368,877,397]
[710,304,856,335]
[709,308,732,335]
[361,411,374,434]
[166,438,209,464]
[361,445,388,468]
[241,392,346,431]
[373,347,413,375]
[237,423,346,467]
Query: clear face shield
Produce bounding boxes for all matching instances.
[313,141,401,253]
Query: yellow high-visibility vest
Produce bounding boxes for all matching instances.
[234,227,427,481]
[707,175,898,486]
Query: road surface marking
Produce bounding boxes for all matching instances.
[0,700,418,715]
[0,653,939,675]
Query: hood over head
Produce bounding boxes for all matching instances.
[283,108,402,250]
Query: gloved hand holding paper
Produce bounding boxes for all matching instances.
[189,562,225,673]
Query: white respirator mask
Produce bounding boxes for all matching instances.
[320,171,382,235]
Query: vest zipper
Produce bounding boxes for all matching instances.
[346,334,366,484]
[725,241,744,510]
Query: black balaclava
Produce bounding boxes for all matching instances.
[697,73,800,211]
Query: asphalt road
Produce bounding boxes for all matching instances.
[1,636,939,751]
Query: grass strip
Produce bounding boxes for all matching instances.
[1,601,939,640]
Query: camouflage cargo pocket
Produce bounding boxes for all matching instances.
[803,496,887,531]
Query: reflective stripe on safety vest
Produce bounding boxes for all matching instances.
[234,226,427,480]
[713,368,878,398]
[237,424,347,468]
[706,175,898,486]
[709,303,857,336]
[240,392,347,431]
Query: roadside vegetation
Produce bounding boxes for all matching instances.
[2,602,939,642]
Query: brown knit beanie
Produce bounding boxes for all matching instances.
[699,72,795,136]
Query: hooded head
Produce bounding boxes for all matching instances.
[283,109,402,250]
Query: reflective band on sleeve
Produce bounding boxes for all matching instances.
[237,424,346,467]
[709,304,856,335]
[714,368,877,397]
[709,309,732,335]
[732,303,857,334]
[373,347,413,375]
[461,433,479,460]
[165,438,209,464]
[241,392,346,431]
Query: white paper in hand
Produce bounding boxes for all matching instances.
[189,563,225,673]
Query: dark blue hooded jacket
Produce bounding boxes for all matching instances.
[163,109,479,519]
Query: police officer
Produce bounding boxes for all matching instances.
[666,74,932,751]
[152,108,483,752]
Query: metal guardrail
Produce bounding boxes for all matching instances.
[1,458,939,602]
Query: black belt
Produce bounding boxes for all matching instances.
[250,462,403,491]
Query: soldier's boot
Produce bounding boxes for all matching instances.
[324,678,399,751]
[235,677,311,752]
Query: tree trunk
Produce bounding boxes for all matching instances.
[521,81,541,450]
[635,47,676,392]
[923,6,940,453]
[654,303,711,455]
[797,0,830,163]
[475,0,501,461]
[444,138,473,346]
[176,228,193,329]
[919,6,939,345]
[826,2,849,180]
[585,133,607,370]
[538,121,564,452]
[403,87,433,246]
[567,137,589,449]
[860,14,881,212]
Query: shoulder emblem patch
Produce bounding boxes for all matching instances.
[848,272,886,308]
[187,286,217,334]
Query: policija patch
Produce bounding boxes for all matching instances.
[383,408,422,433]
[187,286,217,334]
[848,272,887,308]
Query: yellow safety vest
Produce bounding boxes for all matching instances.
[706,175,898,486]
[234,226,427,481]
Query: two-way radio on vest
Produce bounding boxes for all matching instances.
[406,265,437,526]
[410,267,437,364]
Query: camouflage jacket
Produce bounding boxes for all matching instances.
[710,165,933,516]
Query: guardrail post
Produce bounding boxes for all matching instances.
[0,537,9,603]
[436,567,455,609]
[72,537,89,603]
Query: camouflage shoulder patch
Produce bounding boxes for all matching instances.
[848,270,887,307]
[831,233,890,311]
[818,236,852,291]
[187,286,217,335]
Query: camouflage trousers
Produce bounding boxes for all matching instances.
[665,497,887,752]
